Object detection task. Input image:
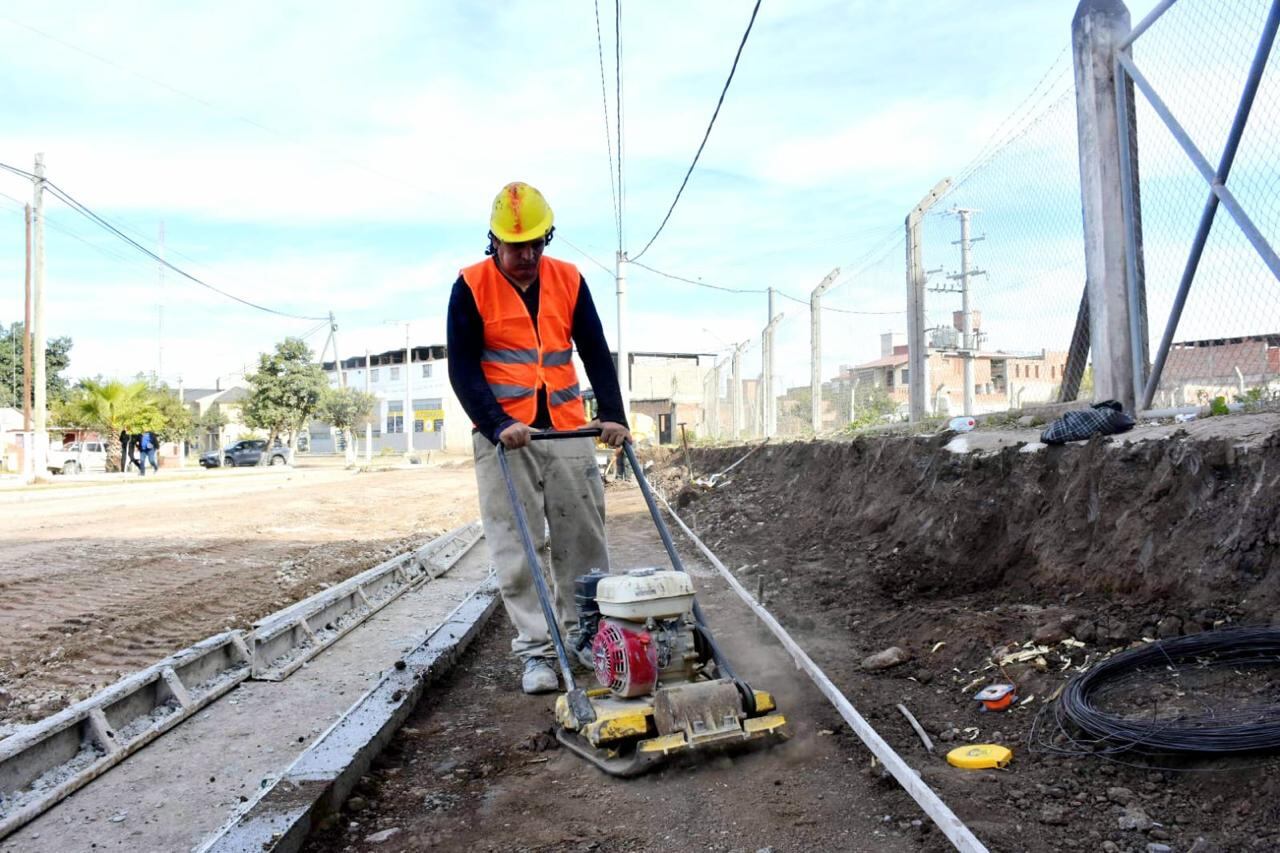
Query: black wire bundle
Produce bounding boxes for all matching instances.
[1037,627,1280,757]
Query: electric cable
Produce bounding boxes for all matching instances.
[629,259,769,295]
[593,0,621,248]
[631,260,902,315]
[40,179,327,321]
[1033,627,1280,757]
[774,290,904,315]
[556,234,614,276]
[615,0,625,247]
[3,158,326,320]
[630,0,763,261]
[0,161,36,180]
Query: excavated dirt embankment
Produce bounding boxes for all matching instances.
[687,422,1280,622]
[660,415,1280,852]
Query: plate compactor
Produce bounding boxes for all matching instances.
[496,429,787,777]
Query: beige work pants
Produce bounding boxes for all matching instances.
[472,432,610,661]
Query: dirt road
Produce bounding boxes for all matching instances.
[0,461,481,732]
[304,488,937,853]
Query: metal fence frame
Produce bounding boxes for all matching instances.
[1115,0,1280,410]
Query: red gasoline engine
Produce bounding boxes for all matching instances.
[577,568,700,699]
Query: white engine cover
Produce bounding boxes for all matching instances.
[596,569,695,620]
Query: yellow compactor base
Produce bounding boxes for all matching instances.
[554,682,787,777]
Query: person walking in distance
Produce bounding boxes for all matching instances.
[447,182,631,695]
[138,430,159,476]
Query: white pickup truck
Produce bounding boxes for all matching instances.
[48,440,108,475]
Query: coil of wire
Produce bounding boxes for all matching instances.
[1058,626,1280,754]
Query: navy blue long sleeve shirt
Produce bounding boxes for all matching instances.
[447,265,628,444]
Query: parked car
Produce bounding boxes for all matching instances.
[48,441,108,475]
[199,440,290,469]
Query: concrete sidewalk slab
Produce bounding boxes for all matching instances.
[0,545,492,853]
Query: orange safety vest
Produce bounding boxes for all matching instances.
[460,255,588,431]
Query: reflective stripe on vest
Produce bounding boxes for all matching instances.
[482,347,538,364]
[488,383,536,400]
[460,256,589,431]
[549,384,581,406]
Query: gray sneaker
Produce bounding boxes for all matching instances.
[521,658,558,694]
[572,643,596,673]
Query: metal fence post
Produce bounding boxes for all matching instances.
[762,313,783,438]
[809,268,840,433]
[1072,0,1137,411]
[905,178,952,423]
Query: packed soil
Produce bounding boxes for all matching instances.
[304,488,939,853]
[649,412,1280,852]
[0,462,479,733]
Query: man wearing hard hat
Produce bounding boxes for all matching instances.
[447,182,631,694]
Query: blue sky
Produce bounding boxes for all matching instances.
[0,0,1215,392]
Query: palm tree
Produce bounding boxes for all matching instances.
[63,380,148,472]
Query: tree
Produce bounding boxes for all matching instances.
[195,407,229,454]
[145,381,195,446]
[0,321,73,408]
[846,383,898,432]
[243,337,327,458]
[56,380,148,471]
[315,386,378,465]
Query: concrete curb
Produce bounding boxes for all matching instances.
[250,522,482,680]
[0,632,249,840]
[195,575,501,853]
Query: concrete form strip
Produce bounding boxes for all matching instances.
[249,522,482,681]
[194,575,501,853]
[655,493,990,853]
[0,632,250,842]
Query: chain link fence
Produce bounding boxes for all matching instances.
[750,53,1088,438]
[696,0,1280,443]
[1128,0,1280,408]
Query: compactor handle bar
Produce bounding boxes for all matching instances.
[515,429,744,687]
[527,427,602,441]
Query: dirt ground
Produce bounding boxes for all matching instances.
[304,488,938,853]
[653,413,1280,852]
[0,461,480,733]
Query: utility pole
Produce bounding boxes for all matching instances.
[947,208,986,416]
[22,204,32,436]
[157,221,165,380]
[176,375,186,468]
[809,267,840,433]
[329,312,344,388]
[30,154,47,483]
[403,324,413,454]
[762,312,783,438]
[905,178,952,423]
[615,251,630,421]
[364,348,372,465]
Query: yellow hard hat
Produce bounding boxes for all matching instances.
[489,182,554,243]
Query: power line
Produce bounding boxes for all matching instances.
[0,162,35,180]
[557,234,614,276]
[615,0,625,248]
[631,259,902,315]
[631,0,763,261]
[6,167,328,321]
[775,289,904,316]
[593,0,621,249]
[629,260,769,294]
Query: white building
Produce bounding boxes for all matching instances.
[317,345,470,454]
